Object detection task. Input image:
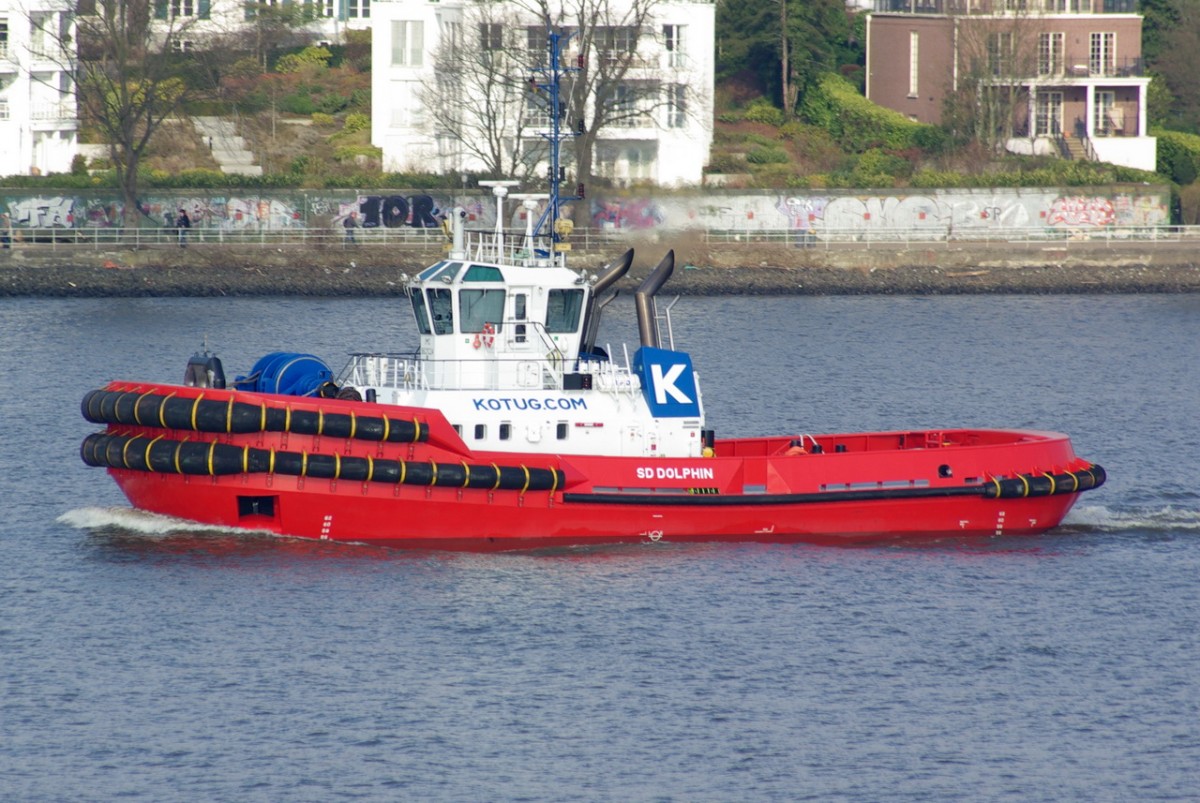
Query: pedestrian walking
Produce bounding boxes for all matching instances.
[343,211,358,245]
[177,208,191,248]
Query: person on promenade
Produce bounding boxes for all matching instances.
[177,208,191,248]
[343,211,358,246]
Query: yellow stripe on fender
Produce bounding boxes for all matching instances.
[145,434,164,472]
[158,391,176,428]
[191,393,204,431]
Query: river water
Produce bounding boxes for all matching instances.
[2,294,1198,800]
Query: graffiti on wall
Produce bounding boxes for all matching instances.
[336,195,445,229]
[1,188,1171,235]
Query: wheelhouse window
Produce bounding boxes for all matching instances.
[410,289,432,335]
[426,288,454,335]
[546,289,584,333]
[459,289,506,333]
[462,264,503,282]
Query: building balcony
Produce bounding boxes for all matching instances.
[873,0,1137,14]
[1035,56,1144,79]
[31,103,78,129]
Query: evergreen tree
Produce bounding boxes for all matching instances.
[716,0,855,117]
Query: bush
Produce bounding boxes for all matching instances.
[743,98,784,127]
[1155,129,1200,185]
[799,72,936,153]
[706,153,747,173]
[280,93,317,115]
[746,145,789,165]
[275,46,333,75]
[343,113,370,134]
[311,112,336,127]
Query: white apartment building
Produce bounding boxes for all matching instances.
[0,0,77,175]
[149,0,373,53]
[370,0,715,187]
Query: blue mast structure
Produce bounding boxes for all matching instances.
[530,26,582,249]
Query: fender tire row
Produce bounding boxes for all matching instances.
[82,388,427,444]
[81,432,563,493]
[984,465,1106,499]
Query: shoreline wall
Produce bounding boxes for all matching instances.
[0,185,1172,240]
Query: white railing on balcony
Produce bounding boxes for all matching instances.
[31,103,72,121]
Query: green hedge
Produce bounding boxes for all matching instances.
[799,72,936,152]
[1153,129,1200,185]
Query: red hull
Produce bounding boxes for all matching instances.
[84,382,1102,550]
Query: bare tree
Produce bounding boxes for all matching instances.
[238,0,314,70]
[417,3,539,180]
[942,7,1041,154]
[525,0,667,190]
[65,0,211,226]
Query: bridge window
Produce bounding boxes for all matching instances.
[426,288,454,335]
[462,264,503,282]
[460,289,506,333]
[410,288,432,335]
[546,288,583,333]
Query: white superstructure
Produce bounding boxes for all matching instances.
[338,185,706,458]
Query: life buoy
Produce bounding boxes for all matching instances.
[472,322,496,349]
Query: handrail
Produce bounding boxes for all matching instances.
[3,223,1198,252]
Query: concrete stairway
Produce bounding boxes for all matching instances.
[192,116,262,177]
[1063,136,1090,161]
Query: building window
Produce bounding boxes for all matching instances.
[1038,32,1063,76]
[480,23,502,51]
[170,0,194,17]
[908,31,919,98]
[346,0,370,20]
[1035,90,1063,136]
[0,19,8,60]
[987,32,1013,77]
[391,21,424,67]
[170,38,195,52]
[663,24,684,68]
[666,84,686,128]
[1090,32,1115,76]
[597,26,637,66]
[0,100,9,121]
[1094,90,1117,135]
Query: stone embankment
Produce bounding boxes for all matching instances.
[1,238,1198,297]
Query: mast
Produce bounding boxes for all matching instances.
[530,25,581,250]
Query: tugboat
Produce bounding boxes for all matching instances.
[79,29,1104,550]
